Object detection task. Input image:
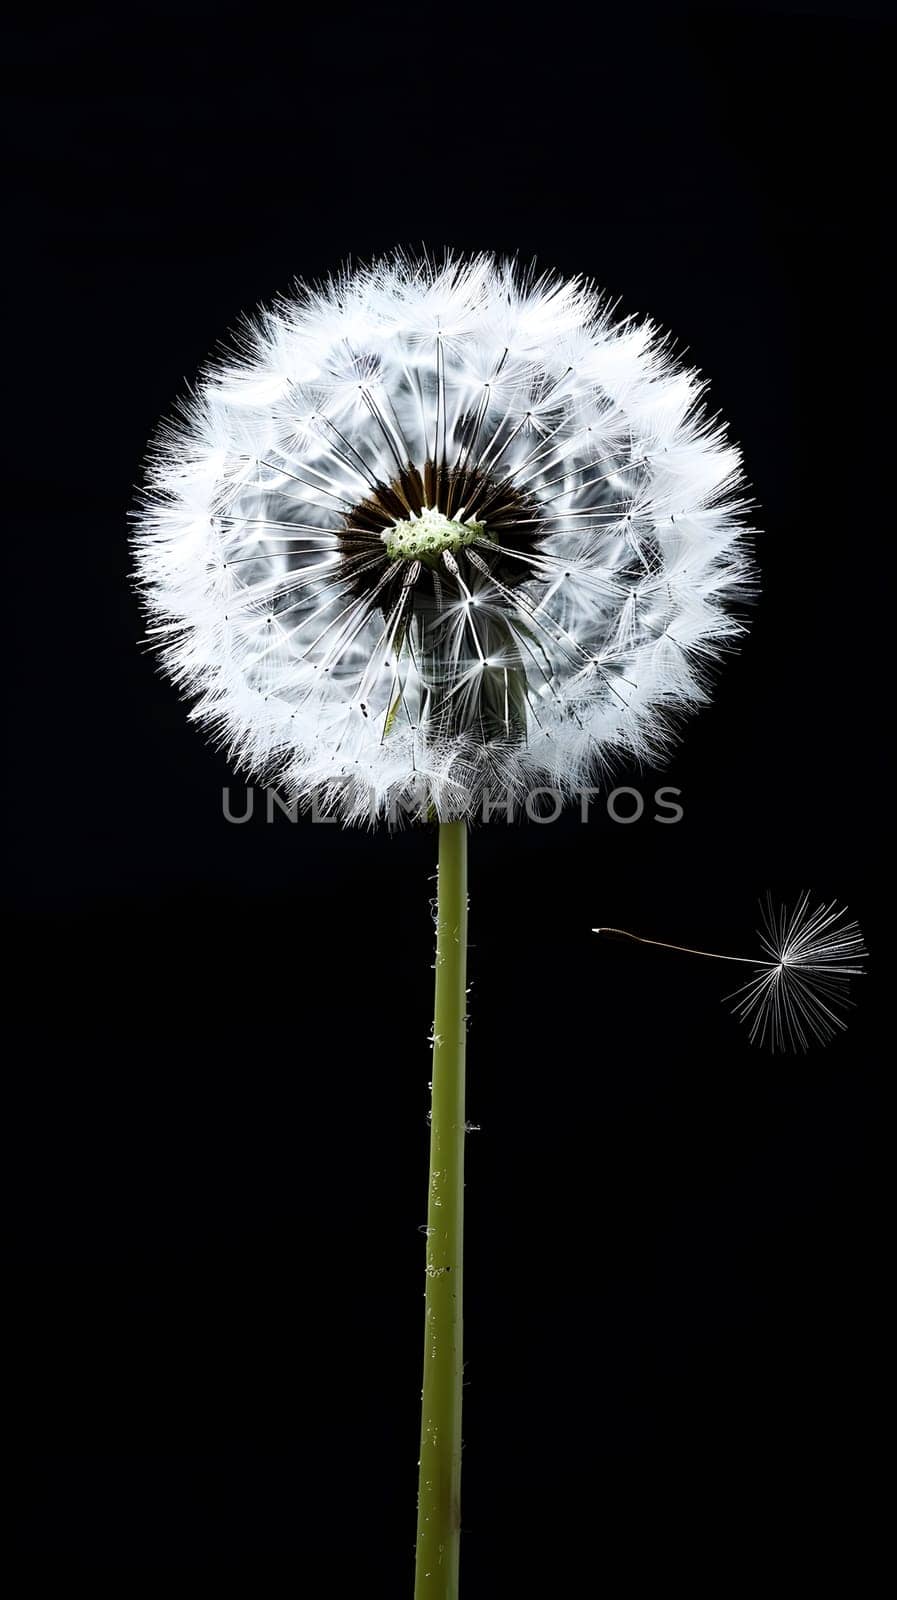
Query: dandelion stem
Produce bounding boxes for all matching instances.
[415,820,468,1600]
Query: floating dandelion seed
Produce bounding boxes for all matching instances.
[132,252,755,823]
[594,892,866,1052]
[730,893,867,1052]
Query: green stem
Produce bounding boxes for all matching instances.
[414,820,468,1599]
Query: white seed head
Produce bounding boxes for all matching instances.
[132,252,756,823]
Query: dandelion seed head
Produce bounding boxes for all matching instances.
[132,252,756,823]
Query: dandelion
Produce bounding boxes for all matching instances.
[594,892,866,1052]
[133,252,755,1600]
[133,252,754,826]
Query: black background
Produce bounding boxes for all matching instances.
[7,0,889,1586]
